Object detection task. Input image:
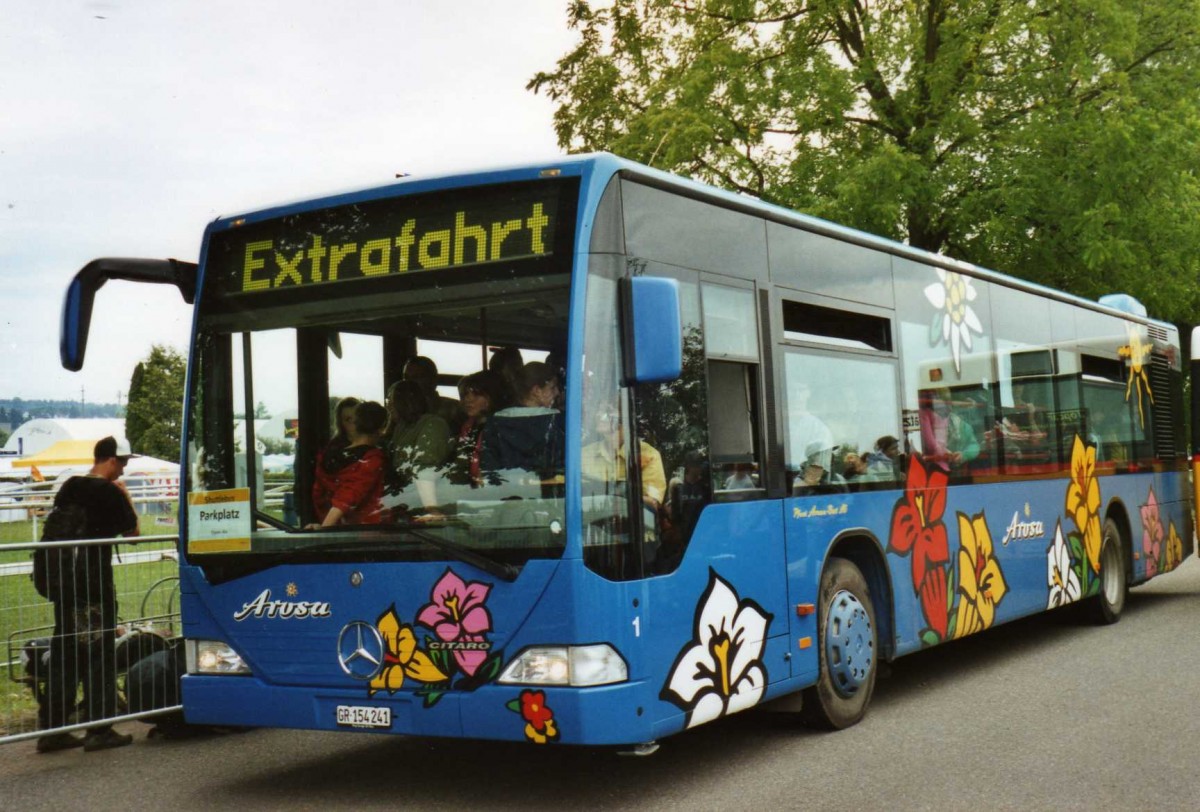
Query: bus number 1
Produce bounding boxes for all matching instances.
[632,616,641,637]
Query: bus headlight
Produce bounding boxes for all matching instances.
[498,644,627,687]
[186,639,251,675]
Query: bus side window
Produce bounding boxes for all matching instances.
[782,351,901,493]
[708,360,762,496]
[701,283,764,500]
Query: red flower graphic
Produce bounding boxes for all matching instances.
[517,689,559,744]
[918,567,948,640]
[889,455,951,637]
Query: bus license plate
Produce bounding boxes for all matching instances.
[336,705,391,729]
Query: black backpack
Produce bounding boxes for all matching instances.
[31,502,88,599]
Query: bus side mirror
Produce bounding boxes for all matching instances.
[61,258,197,371]
[621,276,682,384]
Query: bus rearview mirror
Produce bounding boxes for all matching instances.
[60,257,197,371]
[621,276,682,385]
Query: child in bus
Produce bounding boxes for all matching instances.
[322,396,361,458]
[309,400,389,527]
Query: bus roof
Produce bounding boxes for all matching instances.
[207,152,1172,332]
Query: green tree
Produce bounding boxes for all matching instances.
[531,0,1200,322]
[126,345,187,461]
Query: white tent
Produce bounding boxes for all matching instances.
[2,418,127,457]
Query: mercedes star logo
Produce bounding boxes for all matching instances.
[337,621,385,680]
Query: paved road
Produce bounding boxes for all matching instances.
[5,557,1200,811]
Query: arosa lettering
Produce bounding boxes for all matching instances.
[234,589,332,621]
[1001,511,1046,546]
[216,186,560,296]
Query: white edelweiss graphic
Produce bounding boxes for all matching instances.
[661,570,772,729]
[924,269,983,374]
[1046,520,1082,609]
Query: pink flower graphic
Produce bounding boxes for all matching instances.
[417,568,493,676]
[1140,488,1163,579]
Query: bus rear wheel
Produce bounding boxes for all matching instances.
[1089,518,1127,625]
[801,557,877,730]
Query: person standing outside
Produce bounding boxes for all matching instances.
[37,436,139,753]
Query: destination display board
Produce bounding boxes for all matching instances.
[204,180,572,300]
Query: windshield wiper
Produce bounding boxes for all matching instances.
[400,525,520,582]
[275,525,519,581]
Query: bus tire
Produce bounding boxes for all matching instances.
[801,557,877,730]
[1089,518,1127,625]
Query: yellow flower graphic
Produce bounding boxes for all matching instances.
[369,607,449,696]
[1066,436,1102,574]
[953,512,1008,639]
[1118,326,1154,428]
[1165,523,1184,572]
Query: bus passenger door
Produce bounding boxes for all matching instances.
[776,297,903,679]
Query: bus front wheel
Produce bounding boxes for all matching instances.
[1090,518,1127,625]
[801,557,877,730]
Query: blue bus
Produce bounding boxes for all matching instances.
[61,153,1194,748]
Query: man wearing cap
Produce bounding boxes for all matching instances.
[37,436,140,753]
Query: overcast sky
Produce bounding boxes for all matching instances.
[0,1,575,407]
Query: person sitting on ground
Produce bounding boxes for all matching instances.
[480,361,564,484]
[310,400,389,527]
[384,381,451,513]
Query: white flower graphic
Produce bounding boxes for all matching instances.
[924,269,983,374]
[1047,520,1082,609]
[661,570,771,729]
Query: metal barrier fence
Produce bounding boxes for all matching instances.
[0,535,182,745]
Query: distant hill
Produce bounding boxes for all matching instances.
[0,399,122,424]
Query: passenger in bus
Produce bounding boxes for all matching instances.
[488,346,525,410]
[384,381,451,513]
[721,463,757,490]
[792,442,847,495]
[919,388,979,472]
[581,404,667,509]
[444,370,503,487]
[1011,382,1043,432]
[841,452,870,481]
[664,451,710,548]
[322,396,361,458]
[309,400,389,527]
[865,435,902,478]
[544,346,567,410]
[403,355,459,425]
[788,380,834,473]
[480,361,564,483]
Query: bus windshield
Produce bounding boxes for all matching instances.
[183,178,577,574]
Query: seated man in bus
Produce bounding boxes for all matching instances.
[403,356,459,426]
[580,404,667,511]
[792,442,847,495]
[480,361,565,486]
[384,381,451,515]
